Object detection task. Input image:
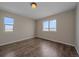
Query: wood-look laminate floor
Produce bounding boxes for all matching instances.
[0,38,78,57]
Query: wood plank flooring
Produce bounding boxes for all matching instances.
[0,37,78,57]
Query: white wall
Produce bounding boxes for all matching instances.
[36,10,75,46]
[0,10,35,46]
[75,3,79,54]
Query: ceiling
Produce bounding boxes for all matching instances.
[0,2,77,20]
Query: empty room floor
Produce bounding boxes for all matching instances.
[0,38,78,57]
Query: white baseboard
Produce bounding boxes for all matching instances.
[37,35,75,47]
[0,35,75,47]
[0,35,34,46]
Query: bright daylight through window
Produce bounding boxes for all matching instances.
[43,20,56,31]
[4,17,14,32]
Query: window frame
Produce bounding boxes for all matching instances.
[49,19,56,31]
[4,17,14,32]
[42,19,56,32]
[42,20,49,31]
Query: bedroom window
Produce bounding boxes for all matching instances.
[4,17,14,32]
[43,20,49,31]
[49,20,56,31]
[43,19,56,31]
